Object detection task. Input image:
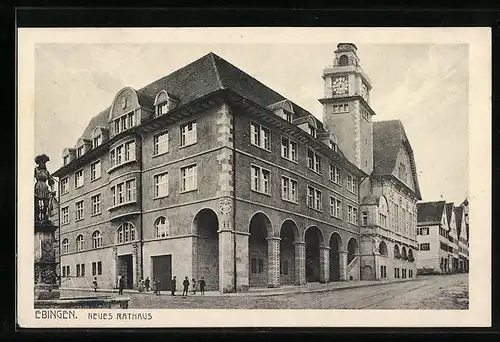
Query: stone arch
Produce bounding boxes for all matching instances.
[249,212,272,287]
[279,219,298,285]
[329,232,343,281]
[379,241,389,256]
[339,54,349,66]
[407,248,414,262]
[192,208,219,291]
[347,237,359,264]
[304,226,324,282]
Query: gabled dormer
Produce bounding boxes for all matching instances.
[154,90,179,117]
[294,114,320,138]
[109,87,154,136]
[75,137,92,158]
[62,148,76,166]
[267,99,295,123]
[92,126,109,148]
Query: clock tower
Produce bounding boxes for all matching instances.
[320,43,375,176]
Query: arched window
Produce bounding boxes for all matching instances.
[328,133,338,152]
[401,246,408,260]
[339,54,349,66]
[347,238,358,264]
[394,244,401,259]
[76,234,85,251]
[92,230,102,249]
[62,238,69,254]
[379,241,388,256]
[155,216,169,238]
[408,249,414,262]
[117,222,136,244]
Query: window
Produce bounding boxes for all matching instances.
[113,111,136,135]
[307,186,322,211]
[379,213,387,228]
[330,197,342,218]
[155,216,169,238]
[417,227,429,235]
[92,230,102,249]
[93,135,102,149]
[111,179,136,207]
[75,200,84,221]
[347,174,357,194]
[76,263,85,277]
[62,265,70,277]
[153,131,169,155]
[180,121,197,147]
[61,206,69,225]
[117,222,136,244]
[91,261,103,276]
[251,165,270,195]
[307,149,321,173]
[63,155,69,166]
[308,125,316,138]
[156,102,169,116]
[284,111,293,122]
[333,103,349,113]
[362,212,368,226]
[110,140,136,169]
[74,169,84,188]
[361,108,370,121]
[250,122,271,151]
[281,137,298,162]
[154,172,169,198]
[419,243,430,251]
[76,234,85,251]
[76,146,84,158]
[62,238,69,254]
[329,165,341,184]
[281,176,298,203]
[380,265,387,278]
[180,164,197,192]
[91,194,101,216]
[90,160,101,181]
[251,259,264,274]
[348,205,358,224]
[328,139,338,152]
[61,177,69,194]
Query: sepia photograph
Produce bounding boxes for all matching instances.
[18,27,491,327]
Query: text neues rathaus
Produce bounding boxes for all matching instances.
[53,43,422,293]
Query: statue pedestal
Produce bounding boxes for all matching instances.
[34,220,60,300]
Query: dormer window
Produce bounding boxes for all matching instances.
[63,155,69,166]
[154,90,179,117]
[93,135,102,149]
[308,125,316,138]
[76,145,84,158]
[284,111,293,122]
[113,111,136,135]
[328,140,338,152]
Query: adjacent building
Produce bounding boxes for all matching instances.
[53,43,421,293]
[416,200,469,274]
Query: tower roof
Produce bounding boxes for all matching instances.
[372,120,422,199]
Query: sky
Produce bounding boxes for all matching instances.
[35,42,469,204]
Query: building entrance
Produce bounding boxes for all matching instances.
[152,255,172,291]
[118,254,133,289]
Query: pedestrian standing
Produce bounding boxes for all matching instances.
[199,277,206,295]
[192,278,197,294]
[151,278,157,295]
[92,277,98,292]
[171,276,177,296]
[145,277,150,292]
[118,274,124,295]
[182,277,190,296]
[156,279,161,296]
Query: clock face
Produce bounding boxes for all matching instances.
[332,76,349,95]
[361,82,369,101]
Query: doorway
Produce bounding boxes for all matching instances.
[151,255,172,291]
[118,254,133,289]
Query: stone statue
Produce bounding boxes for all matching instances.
[34,154,55,222]
[372,237,380,254]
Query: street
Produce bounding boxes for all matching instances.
[58,273,468,310]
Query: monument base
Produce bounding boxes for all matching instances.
[35,283,61,300]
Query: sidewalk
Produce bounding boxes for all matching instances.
[59,277,419,298]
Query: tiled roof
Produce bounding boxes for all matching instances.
[79,52,319,140]
[417,201,446,224]
[373,120,422,200]
[455,206,464,237]
[445,202,454,228]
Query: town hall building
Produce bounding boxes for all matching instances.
[53,43,421,293]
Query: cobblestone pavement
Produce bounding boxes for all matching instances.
[58,273,468,310]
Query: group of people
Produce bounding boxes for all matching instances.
[96,274,208,296]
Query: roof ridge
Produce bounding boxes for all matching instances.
[208,52,225,90]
